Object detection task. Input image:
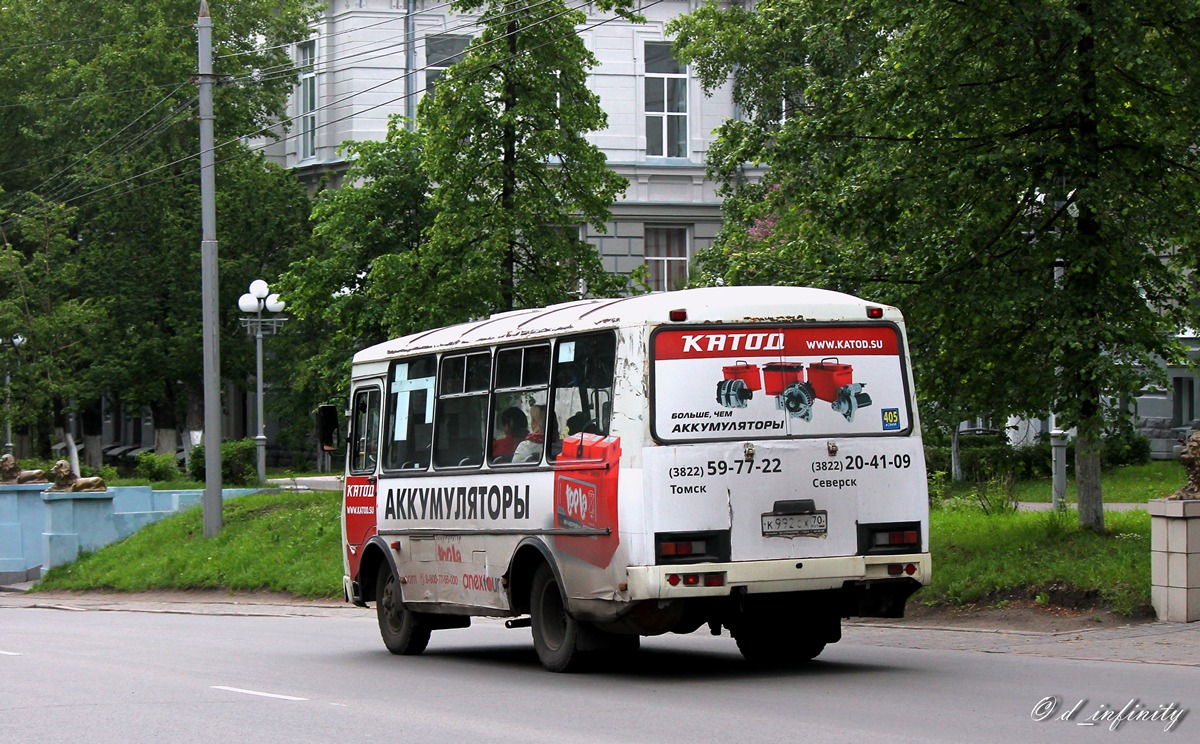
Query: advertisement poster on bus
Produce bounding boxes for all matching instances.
[651,325,912,442]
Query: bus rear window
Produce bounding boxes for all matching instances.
[650,324,912,442]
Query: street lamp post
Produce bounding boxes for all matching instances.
[238,280,286,484]
[3,334,26,456]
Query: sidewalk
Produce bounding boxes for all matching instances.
[267,474,342,491]
[844,616,1200,667]
[1019,501,1146,512]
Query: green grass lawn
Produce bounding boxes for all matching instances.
[924,507,1150,615]
[949,459,1185,504]
[37,490,343,598]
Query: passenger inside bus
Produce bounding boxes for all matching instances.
[490,407,528,463]
[513,404,546,463]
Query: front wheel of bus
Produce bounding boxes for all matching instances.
[530,564,581,672]
[376,570,430,656]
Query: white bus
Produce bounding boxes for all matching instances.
[336,286,930,671]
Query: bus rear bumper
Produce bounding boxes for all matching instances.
[625,553,930,601]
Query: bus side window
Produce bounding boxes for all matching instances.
[349,387,382,474]
[434,352,491,468]
[491,344,549,466]
[549,332,616,460]
[383,356,436,471]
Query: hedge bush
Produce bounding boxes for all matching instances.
[135,452,182,482]
[925,431,1152,482]
[187,439,259,486]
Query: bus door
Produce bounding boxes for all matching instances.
[344,384,382,578]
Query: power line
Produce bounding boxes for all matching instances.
[0,25,193,53]
[237,0,610,149]
[2,2,664,224]
[0,0,549,193]
[235,0,564,88]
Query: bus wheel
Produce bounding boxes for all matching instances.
[376,570,430,655]
[735,620,825,666]
[530,563,581,672]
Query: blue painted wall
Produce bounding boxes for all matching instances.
[0,484,261,583]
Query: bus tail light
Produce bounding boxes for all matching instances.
[669,309,687,322]
[887,563,918,576]
[660,540,705,557]
[655,531,731,565]
[857,522,921,555]
[867,306,884,319]
[873,530,919,549]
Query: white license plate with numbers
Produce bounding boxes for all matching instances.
[761,511,828,537]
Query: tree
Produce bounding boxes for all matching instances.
[0,0,320,460]
[672,0,1200,531]
[277,119,435,409]
[0,199,107,465]
[416,0,632,322]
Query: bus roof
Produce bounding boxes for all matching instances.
[353,285,899,364]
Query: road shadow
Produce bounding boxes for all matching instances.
[362,638,908,681]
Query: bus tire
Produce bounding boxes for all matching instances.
[734,618,826,666]
[376,569,431,656]
[530,563,581,672]
[737,635,825,666]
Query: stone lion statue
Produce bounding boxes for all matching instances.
[0,453,47,484]
[47,460,107,492]
[1170,431,1200,500]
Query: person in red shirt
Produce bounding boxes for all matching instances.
[491,407,528,462]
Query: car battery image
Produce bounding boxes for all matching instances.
[715,361,761,408]
[761,362,814,421]
[808,357,872,422]
[761,362,804,396]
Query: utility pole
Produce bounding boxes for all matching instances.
[198,0,223,536]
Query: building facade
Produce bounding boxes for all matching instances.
[263,0,747,291]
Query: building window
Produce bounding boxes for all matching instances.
[644,41,687,158]
[644,226,690,292]
[425,35,471,96]
[297,41,317,160]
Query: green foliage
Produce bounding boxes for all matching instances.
[36,490,342,598]
[416,0,630,323]
[0,0,320,456]
[279,119,433,399]
[671,0,1200,526]
[134,452,181,482]
[973,472,1018,515]
[187,439,260,486]
[925,432,1151,483]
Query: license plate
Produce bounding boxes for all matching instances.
[761,511,827,536]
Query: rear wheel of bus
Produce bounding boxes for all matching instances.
[376,569,431,655]
[530,563,583,672]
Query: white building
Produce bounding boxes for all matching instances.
[262,0,747,291]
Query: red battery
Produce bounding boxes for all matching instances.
[762,362,805,396]
[721,361,762,391]
[808,358,854,401]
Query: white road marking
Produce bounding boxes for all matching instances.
[211,685,306,701]
[0,650,21,656]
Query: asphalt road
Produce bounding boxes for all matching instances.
[1,594,1195,744]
